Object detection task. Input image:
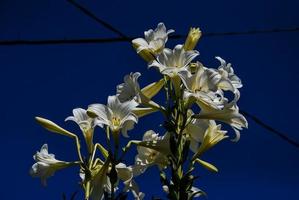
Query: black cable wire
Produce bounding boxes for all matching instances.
[0,37,129,45]
[240,110,299,148]
[1,27,298,46]
[66,0,128,39]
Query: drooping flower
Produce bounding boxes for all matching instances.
[185,117,212,153]
[192,123,228,159]
[116,72,165,105]
[179,64,229,110]
[87,95,138,137]
[132,22,174,56]
[180,62,234,93]
[180,58,247,141]
[149,44,199,78]
[30,144,76,186]
[216,56,243,90]
[65,108,102,153]
[195,91,248,142]
[115,163,145,200]
[117,72,142,103]
[135,130,170,172]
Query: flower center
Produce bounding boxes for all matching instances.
[111,116,121,128]
[149,151,158,161]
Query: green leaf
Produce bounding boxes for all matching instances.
[132,107,158,118]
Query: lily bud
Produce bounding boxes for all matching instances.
[183,27,201,51]
[35,117,76,138]
[195,158,218,173]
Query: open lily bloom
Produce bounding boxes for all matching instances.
[117,72,142,103]
[185,117,212,153]
[180,60,247,141]
[132,22,174,55]
[180,65,229,110]
[216,56,243,90]
[180,63,234,93]
[149,44,199,78]
[30,144,75,186]
[115,163,145,200]
[65,108,102,152]
[198,101,248,142]
[193,123,228,158]
[88,95,138,137]
[135,130,170,172]
[195,90,248,141]
[116,72,165,117]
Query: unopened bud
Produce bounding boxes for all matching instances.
[183,27,201,51]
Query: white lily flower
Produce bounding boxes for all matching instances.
[216,56,243,90]
[180,62,234,93]
[149,44,199,78]
[180,60,247,141]
[30,144,75,186]
[132,22,174,55]
[115,163,145,200]
[185,117,213,153]
[65,108,102,153]
[195,91,248,142]
[88,96,138,137]
[180,65,228,110]
[192,123,228,159]
[117,72,142,103]
[116,72,165,106]
[135,130,170,171]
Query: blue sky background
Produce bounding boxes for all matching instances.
[0,0,299,199]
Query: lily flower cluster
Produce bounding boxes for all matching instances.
[30,22,247,200]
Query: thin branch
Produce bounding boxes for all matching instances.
[1,26,299,46]
[66,0,128,39]
[240,110,299,148]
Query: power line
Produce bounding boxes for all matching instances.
[203,26,299,36]
[66,0,128,39]
[0,27,298,46]
[240,110,299,148]
[0,37,129,45]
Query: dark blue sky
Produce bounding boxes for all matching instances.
[1,0,299,199]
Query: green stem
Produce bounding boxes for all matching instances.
[74,136,84,163]
[109,130,120,200]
